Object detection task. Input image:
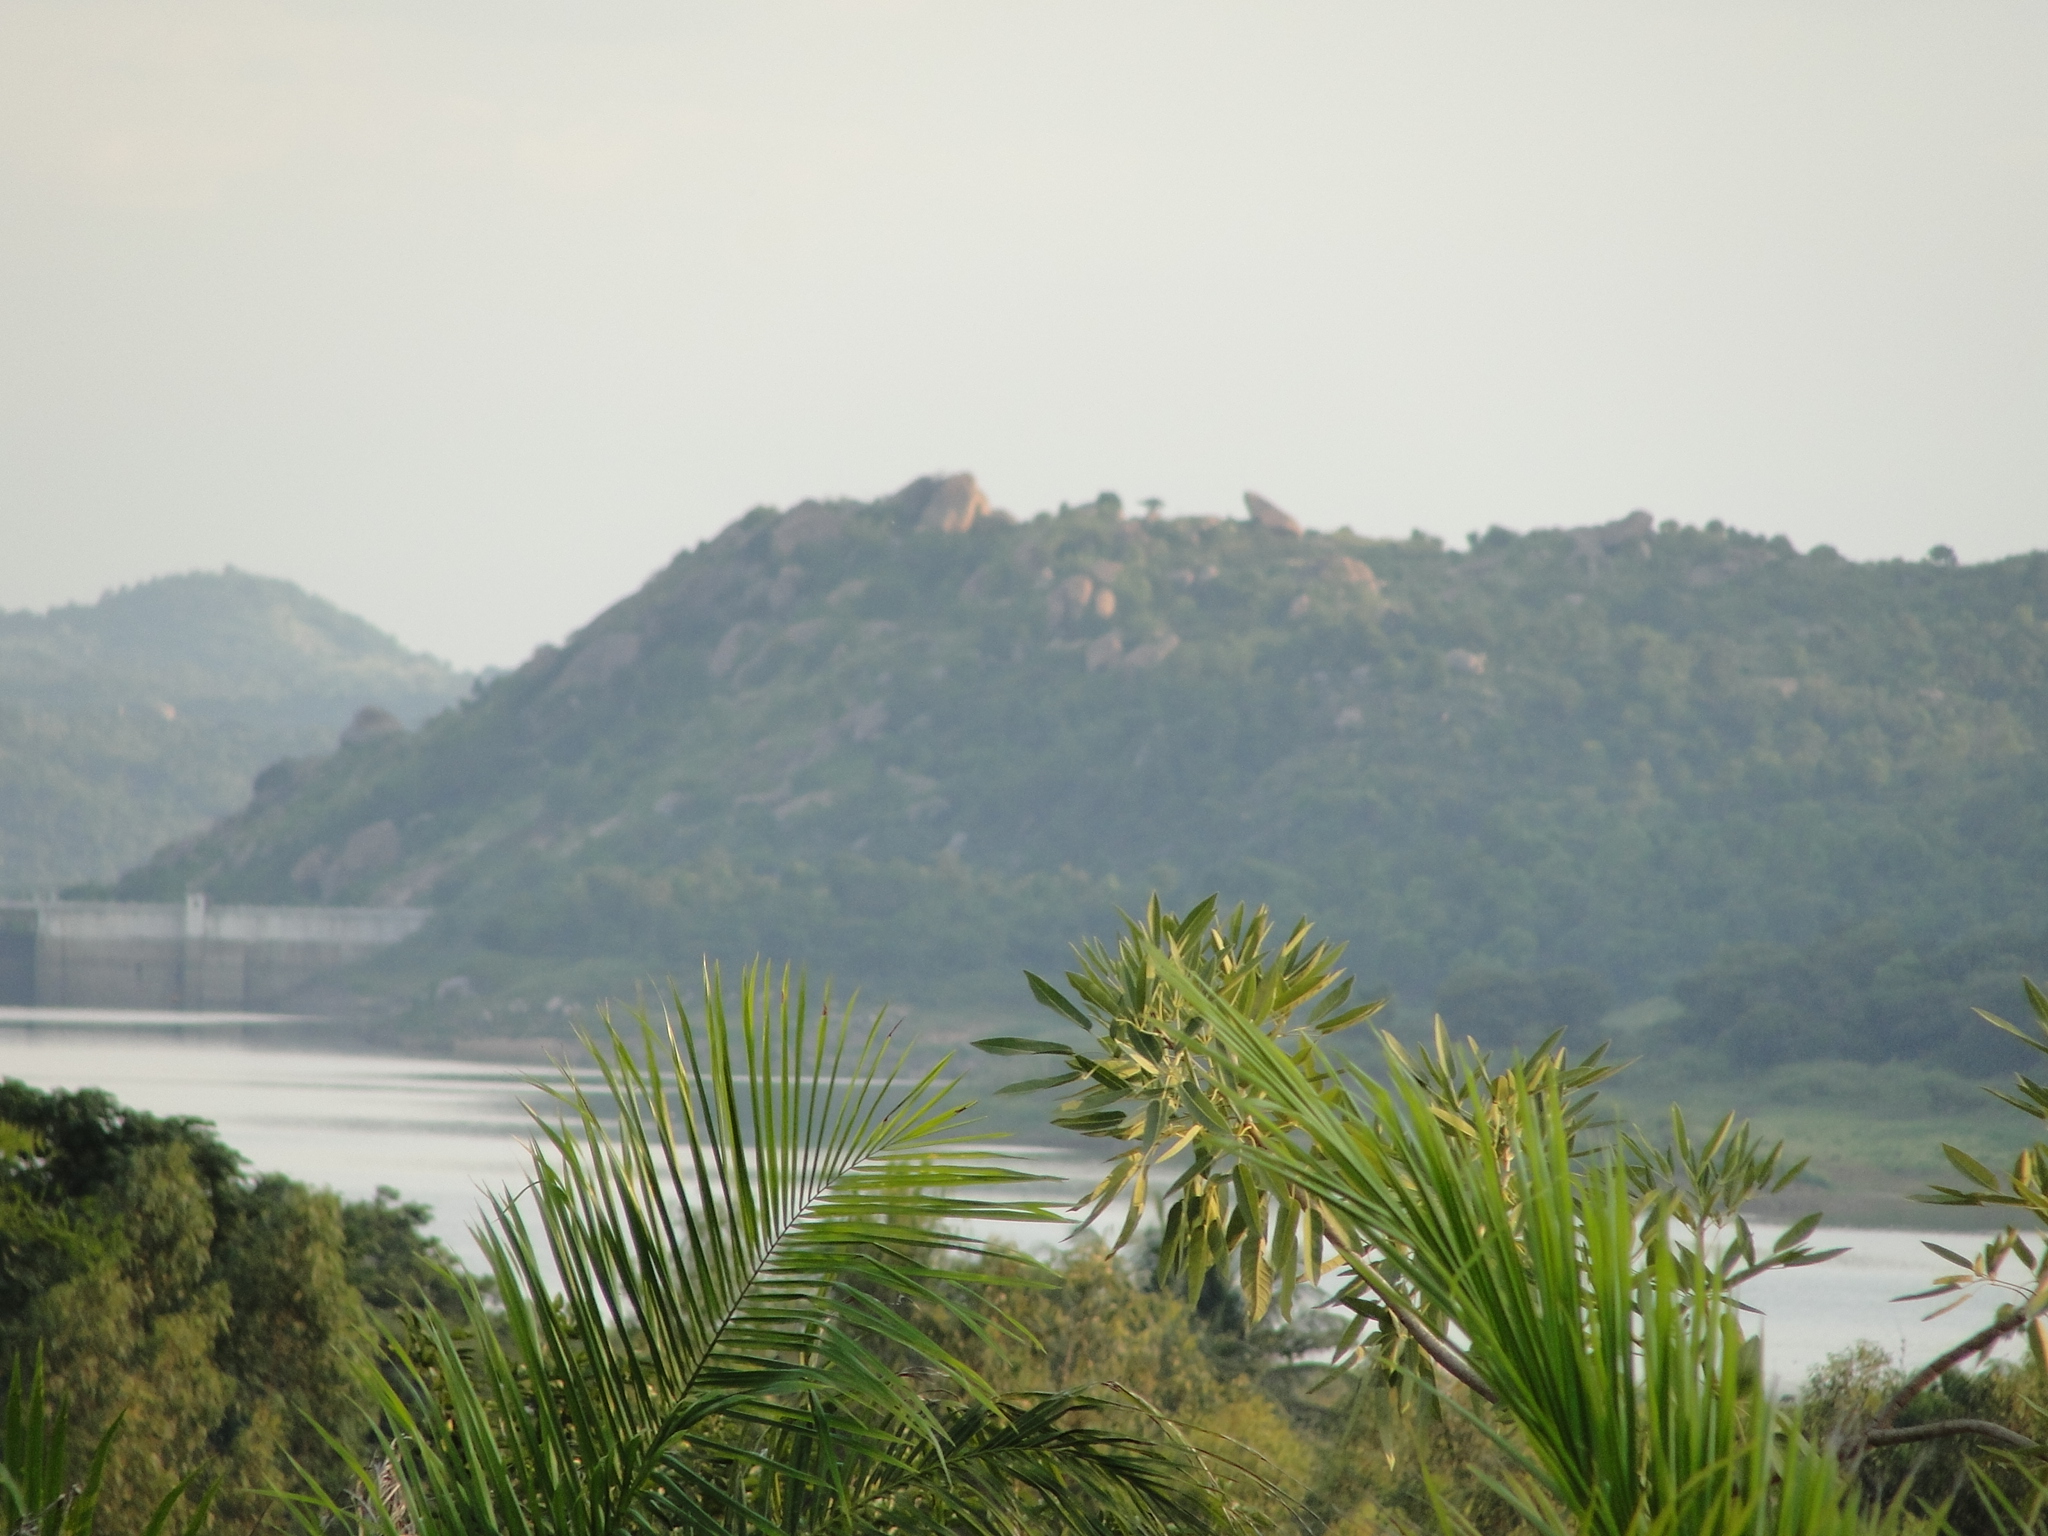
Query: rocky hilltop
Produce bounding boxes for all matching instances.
[114,477,2048,1037]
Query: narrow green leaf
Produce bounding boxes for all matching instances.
[1025,971,1094,1030]
[973,1036,1078,1056]
[995,1072,1083,1095]
[1942,1143,2000,1189]
[1771,1212,1822,1252]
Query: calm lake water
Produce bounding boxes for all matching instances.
[0,1025,2019,1388]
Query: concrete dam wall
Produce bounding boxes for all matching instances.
[0,895,429,1011]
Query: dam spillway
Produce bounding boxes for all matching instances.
[0,895,428,1011]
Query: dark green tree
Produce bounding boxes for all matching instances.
[0,1081,398,1533]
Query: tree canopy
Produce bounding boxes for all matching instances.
[0,1081,454,1534]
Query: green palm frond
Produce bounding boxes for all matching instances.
[709,1386,1265,1536]
[293,962,1249,1536]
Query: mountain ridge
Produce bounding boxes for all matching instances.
[107,476,2048,1047]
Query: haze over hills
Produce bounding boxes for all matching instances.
[2,570,468,892]
[112,477,2048,1068]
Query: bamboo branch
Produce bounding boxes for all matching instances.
[1354,1267,1498,1405]
[1865,1419,2037,1452]
[1865,1311,2032,1440]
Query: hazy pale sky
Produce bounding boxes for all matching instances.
[3,1,2044,670]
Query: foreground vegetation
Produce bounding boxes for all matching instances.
[11,897,2048,1533]
[0,1084,461,1533]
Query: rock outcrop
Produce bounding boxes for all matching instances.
[1122,633,1179,669]
[1080,630,1180,672]
[1570,510,1655,568]
[1329,555,1382,593]
[1048,574,1095,625]
[911,473,992,534]
[292,817,402,899]
[707,622,759,678]
[1244,491,1303,536]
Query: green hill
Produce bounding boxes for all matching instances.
[2,570,467,892]
[111,477,2048,1051]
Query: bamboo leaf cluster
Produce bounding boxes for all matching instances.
[1122,942,1932,1534]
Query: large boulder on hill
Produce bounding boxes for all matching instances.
[1328,555,1382,593]
[912,473,991,533]
[1244,491,1302,536]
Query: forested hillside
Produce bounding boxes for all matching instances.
[1,571,466,892]
[113,476,2048,1050]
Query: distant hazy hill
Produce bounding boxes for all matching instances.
[1,570,467,892]
[115,478,2048,1051]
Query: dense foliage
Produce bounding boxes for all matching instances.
[1655,920,2048,1077]
[0,1080,458,1533]
[2,571,465,893]
[918,1242,1530,1536]
[1802,1343,2048,1536]
[113,479,2048,1059]
[301,912,2048,1534]
[986,900,2048,1533]
[11,906,2048,1532]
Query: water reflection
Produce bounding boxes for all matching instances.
[1,1028,538,1269]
